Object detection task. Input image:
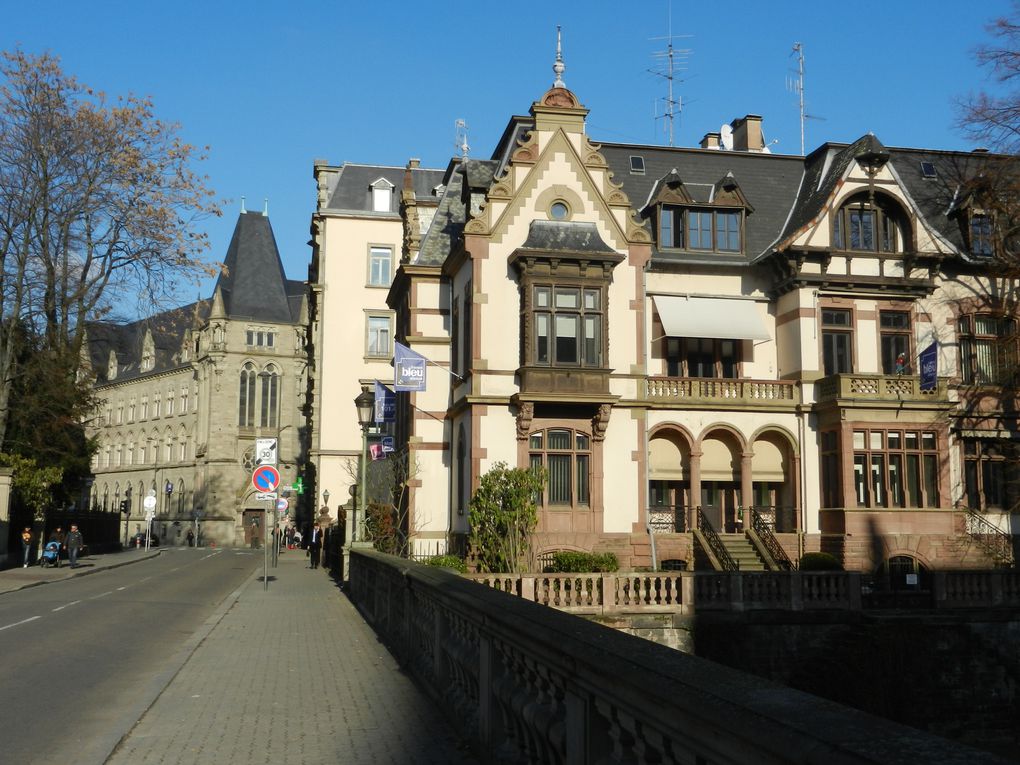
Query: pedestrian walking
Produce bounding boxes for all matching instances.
[186,528,195,547]
[65,523,84,568]
[307,522,323,569]
[20,527,33,567]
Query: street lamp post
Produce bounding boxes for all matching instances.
[353,385,375,544]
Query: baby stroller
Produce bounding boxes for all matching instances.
[40,541,61,568]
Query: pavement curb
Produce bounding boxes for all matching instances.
[101,555,262,764]
[0,550,164,595]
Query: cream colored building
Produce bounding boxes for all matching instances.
[314,68,1018,574]
[307,161,444,532]
[85,211,308,547]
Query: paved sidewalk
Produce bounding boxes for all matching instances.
[106,554,478,765]
[0,547,162,594]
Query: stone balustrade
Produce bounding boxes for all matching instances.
[815,373,949,402]
[643,376,799,409]
[348,549,1009,764]
[469,569,1020,614]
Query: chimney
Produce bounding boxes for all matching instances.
[731,115,764,152]
[700,132,721,150]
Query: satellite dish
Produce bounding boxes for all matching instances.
[720,123,734,151]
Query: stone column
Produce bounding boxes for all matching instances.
[689,449,702,530]
[740,452,753,531]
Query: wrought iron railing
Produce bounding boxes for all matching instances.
[748,505,797,533]
[696,507,739,571]
[750,508,794,570]
[647,506,688,534]
[964,508,1015,568]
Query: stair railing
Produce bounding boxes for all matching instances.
[696,507,739,571]
[749,507,795,570]
[964,507,1015,568]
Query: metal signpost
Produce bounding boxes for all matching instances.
[251,454,280,590]
[143,492,157,551]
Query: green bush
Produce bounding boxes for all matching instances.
[799,551,843,571]
[546,550,619,573]
[423,554,468,573]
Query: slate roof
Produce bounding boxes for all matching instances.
[518,221,618,254]
[89,211,304,386]
[215,212,297,323]
[599,143,805,262]
[87,300,210,385]
[416,159,499,266]
[325,164,445,213]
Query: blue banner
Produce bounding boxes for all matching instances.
[374,381,395,423]
[919,342,938,391]
[394,341,427,392]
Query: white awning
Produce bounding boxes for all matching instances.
[653,295,770,341]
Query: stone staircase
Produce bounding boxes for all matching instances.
[719,534,766,571]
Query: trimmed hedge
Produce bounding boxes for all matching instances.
[423,554,468,573]
[546,551,619,573]
[799,551,843,571]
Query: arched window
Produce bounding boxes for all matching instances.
[239,362,256,427]
[259,365,279,428]
[528,428,591,507]
[832,193,908,253]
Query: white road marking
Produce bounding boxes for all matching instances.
[91,591,113,599]
[116,586,128,591]
[0,616,40,631]
[52,600,81,612]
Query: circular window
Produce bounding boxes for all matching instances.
[549,201,569,220]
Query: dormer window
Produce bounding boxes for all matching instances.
[832,193,907,253]
[370,178,395,213]
[107,351,118,380]
[659,206,742,253]
[970,213,993,257]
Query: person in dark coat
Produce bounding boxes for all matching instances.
[307,522,323,569]
[65,523,84,568]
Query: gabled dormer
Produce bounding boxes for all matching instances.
[107,349,118,381]
[948,183,996,260]
[140,330,156,372]
[370,177,395,213]
[646,169,751,255]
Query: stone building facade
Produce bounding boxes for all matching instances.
[85,211,308,547]
[311,65,1018,574]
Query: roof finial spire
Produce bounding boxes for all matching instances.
[552,25,566,89]
[240,196,246,214]
[263,198,269,217]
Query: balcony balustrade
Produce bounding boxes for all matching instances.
[642,376,800,409]
[815,373,949,404]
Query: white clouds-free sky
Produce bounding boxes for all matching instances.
[1,0,1013,293]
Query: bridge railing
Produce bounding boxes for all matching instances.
[469,569,1020,613]
[348,549,1007,765]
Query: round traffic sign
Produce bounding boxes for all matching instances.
[276,497,289,511]
[143,495,157,511]
[251,465,281,492]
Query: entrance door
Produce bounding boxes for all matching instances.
[242,510,264,548]
[702,482,741,533]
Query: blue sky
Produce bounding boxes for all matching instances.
[1,0,1013,294]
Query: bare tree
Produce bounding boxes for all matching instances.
[342,447,423,556]
[0,50,220,449]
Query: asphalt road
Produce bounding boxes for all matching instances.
[0,548,260,765]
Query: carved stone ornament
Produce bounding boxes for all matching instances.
[516,402,535,440]
[592,404,612,441]
[512,132,539,163]
[465,219,487,235]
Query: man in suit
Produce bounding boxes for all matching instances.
[307,521,323,569]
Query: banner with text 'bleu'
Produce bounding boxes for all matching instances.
[394,341,427,392]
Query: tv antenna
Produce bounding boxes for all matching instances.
[787,43,824,155]
[649,3,692,147]
[454,119,469,159]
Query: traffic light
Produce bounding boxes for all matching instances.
[120,499,131,513]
